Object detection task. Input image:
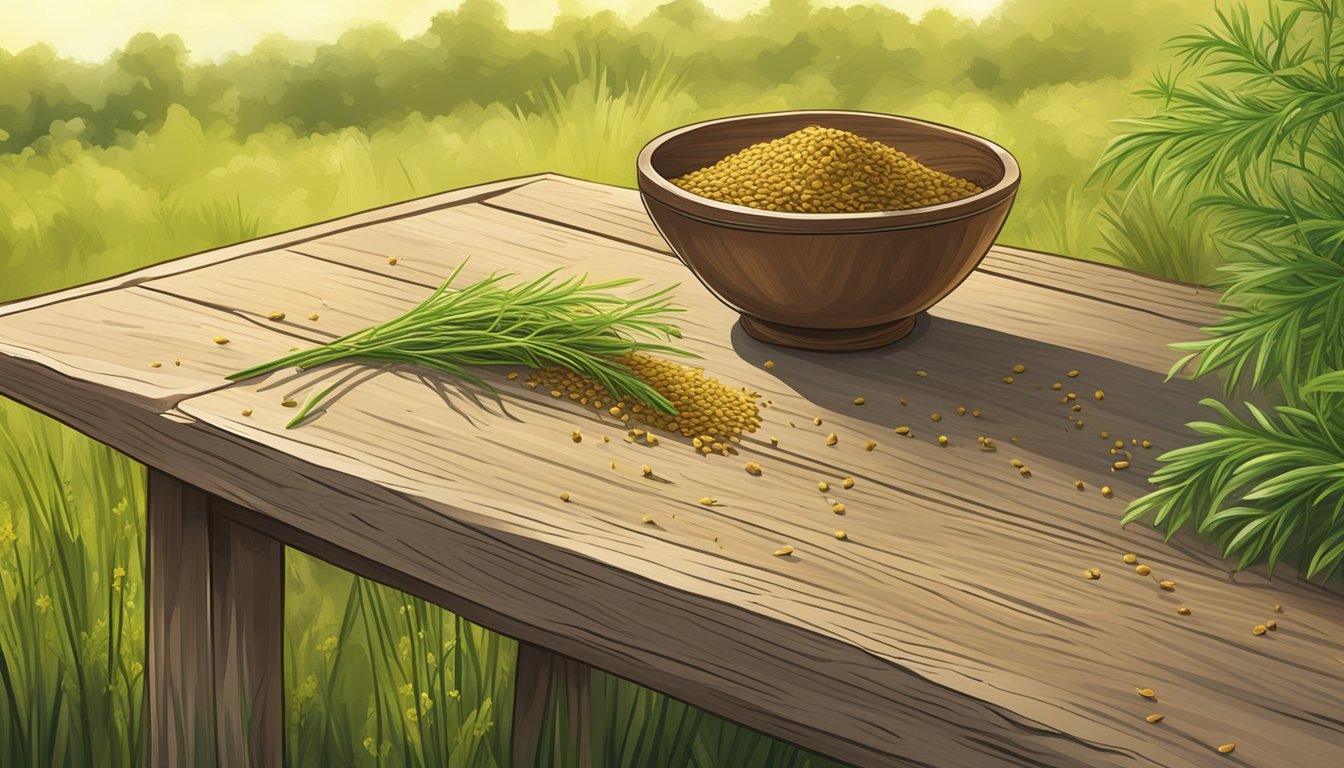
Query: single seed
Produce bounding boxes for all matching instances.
[1011,436,1019,442]
[387,256,398,266]
[1075,419,1085,428]
[1275,603,1282,612]
[1100,431,1110,439]
[1137,688,1157,699]
[825,433,838,446]
[745,461,762,476]
[770,436,779,446]
[853,396,866,405]
[1002,376,1014,384]
[646,434,658,446]
[642,514,654,524]
[1145,714,1164,724]
[1135,564,1152,576]
[1012,364,1026,374]
[813,416,823,426]
[1114,460,1131,470]
[1266,619,1277,631]
[1074,480,1085,490]
[281,399,298,408]
[980,439,997,452]
[559,492,571,502]
[894,426,911,435]
[610,460,616,469]
[149,361,162,368]
[1067,392,1077,401]
[700,497,716,506]
[550,389,563,398]
[1071,403,1083,412]
[174,359,182,366]
[1101,485,1114,498]
[1067,370,1079,377]
[1084,568,1101,580]
[971,409,982,417]
[603,435,611,443]
[818,481,830,493]
[864,440,877,451]
[832,502,846,514]
[930,412,942,422]
[1094,390,1105,401]
[915,370,927,377]
[842,477,855,490]
[1141,440,1152,449]
[955,405,967,416]
[267,311,286,320]
[1115,440,1125,448]
[1177,606,1191,615]
[773,546,794,557]
[1253,624,1267,636]
[641,464,653,477]
[1018,466,1031,477]
[899,398,908,405]
[1010,459,1024,468]
[1217,744,1235,755]
[241,408,252,417]
[1159,580,1176,591]
[763,360,775,369]
[308,313,319,321]
[572,430,582,443]
[1123,553,1137,564]
[212,336,229,345]
[507,371,519,380]
[834,530,848,540]
[937,435,949,446]
[1051,382,1063,390]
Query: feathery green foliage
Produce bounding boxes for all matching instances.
[229,264,691,427]
[1100,0,1344,577]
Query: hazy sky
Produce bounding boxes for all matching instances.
[2,0,1003,62]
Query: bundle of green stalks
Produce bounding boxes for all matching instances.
[229,263,695,427]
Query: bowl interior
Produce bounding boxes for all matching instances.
[647,111,1007,196]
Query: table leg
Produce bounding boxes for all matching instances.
[146,470,283,768]
[512,642,593,768]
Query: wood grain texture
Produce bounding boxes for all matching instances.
[4,175,1342,768]
[147,469,216,768]
[513,643,593,768]
[209,508,283,768]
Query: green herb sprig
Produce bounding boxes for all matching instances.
[229,262,694,427]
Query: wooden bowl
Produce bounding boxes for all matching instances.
[636,110,1020,351]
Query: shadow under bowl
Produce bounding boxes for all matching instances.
[636,110,1020,351]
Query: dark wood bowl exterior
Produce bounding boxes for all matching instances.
[636,110,1020,350]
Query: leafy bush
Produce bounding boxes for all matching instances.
[1098,0,1344,578]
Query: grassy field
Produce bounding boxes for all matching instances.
[0,1,1243,765]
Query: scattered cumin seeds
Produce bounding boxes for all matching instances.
[571,430,582,443]
[825,433,838,446]
[1145,714,1165,724]
[1074,480,1085,490]
[642,514,655,524]
[1141,440,1153,449]
[699,497,717,506]
[813,416,823,426]
[1002,376,1014,384]
[763,360,775,369]
[834,530,848,540]
[1101,485,1114,498]
[1010,458,1024,468]
[937,435,949,446]
[971,408,982,417]
[1177,606,1191,615]
[865,440,877,451]
[1114,460,1131,470]
[955,405,967,416]
[308,313,320,321]
[1012,364,1026,373]
[930,412,942,422]
[818,481,830,493]
[915,370,927,377]
[149,361,162,368]
[267,311,286,321]
[1067,370,1080,377]
[1083,568,1101,580]
[1094,390,1105,401]
[1266,619,1277,631]
[1018,466,1031,477]
[773,546,794,557]
[842,477,855,489]
[1123,553,1137,564]
[641,464,653,477]
[212,336,229,345]
[1135,564,1152,576]
[899,398,908,405]
[853,396,866,405]
[770,436,779,446]
[281,398,298,408]
[1051,382,1063,390]
[1137,688,1157,699]
[745,461,762,476]
[241,408,253,417]
[559,492,571,502]
[894,426,911,435]
[1159,580,1176,591]
[387,256,398,266]
[1217,744,1235,754]
[1275,603,1283,612]
[1252,624,1267,636]
[832,502,846,514]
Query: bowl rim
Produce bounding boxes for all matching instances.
[636,109,1020,233]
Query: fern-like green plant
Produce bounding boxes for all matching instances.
[1093,0,1344,578]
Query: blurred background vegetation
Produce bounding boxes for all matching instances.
[0,1,1280,766]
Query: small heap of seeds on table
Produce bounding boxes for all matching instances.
[526,352,760,456]
[670,125,983,213]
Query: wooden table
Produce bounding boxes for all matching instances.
[1,174,1341,768]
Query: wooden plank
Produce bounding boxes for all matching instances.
[209,508,284,768]
[146,469,216,768]
[512,644,591,768]
[0,174,551,319]
[484,176,1225,326]
[3,177,1341,768]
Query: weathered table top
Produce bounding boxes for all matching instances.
[2,174,1341,768]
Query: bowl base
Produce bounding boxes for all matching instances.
[739,315,917,351]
